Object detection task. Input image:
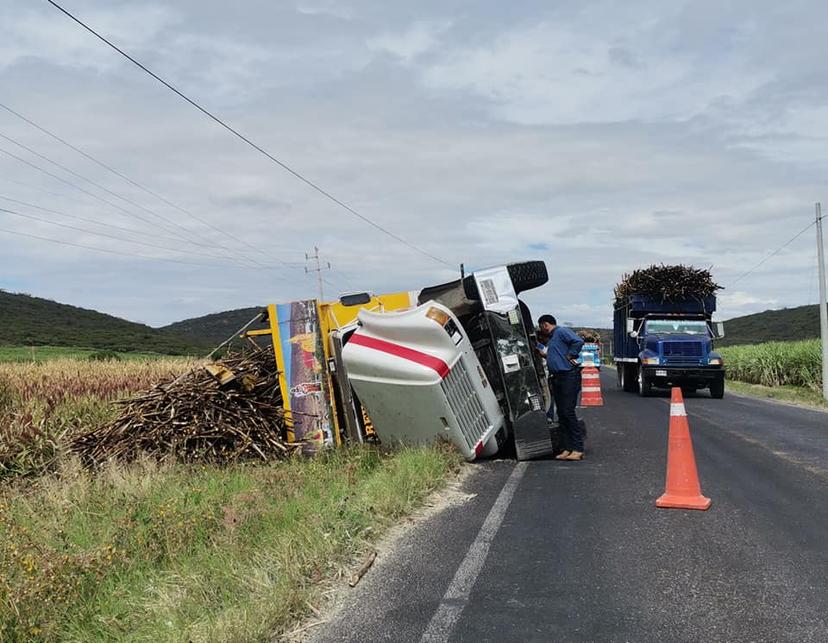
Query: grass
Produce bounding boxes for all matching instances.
[719,340,822,390]
[0,346,185,363]
[725,379,828,409]
[0,356,464,641]
[0,447,461,642]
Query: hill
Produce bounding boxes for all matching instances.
[721,304,821,346]
[159,306,267,347]
[0,290,206,354]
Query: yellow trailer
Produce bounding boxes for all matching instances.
[245,292,415,449]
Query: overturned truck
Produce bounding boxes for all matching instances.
[343,262,553,461]
[248,261,554,461]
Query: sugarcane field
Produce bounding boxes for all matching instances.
[2,2,828,642]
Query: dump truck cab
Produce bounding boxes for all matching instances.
[343,261,554,461]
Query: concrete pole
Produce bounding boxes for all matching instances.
[816,203,828,400]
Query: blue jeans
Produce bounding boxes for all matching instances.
[551,369,583,452]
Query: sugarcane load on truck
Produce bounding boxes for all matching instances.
[613,264,726,398]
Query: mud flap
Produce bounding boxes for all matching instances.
[513,410,555,461]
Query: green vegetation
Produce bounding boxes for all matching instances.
[0,346,181,363]
[719,339,822,391]
[0,447,460,642]
[0,357,462,640]
[0,291,207,355]
[726,379,828,410]
[721,304,820,346]
[159,306,266,347]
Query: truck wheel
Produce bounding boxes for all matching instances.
[463,260,549,300]
[621,363,638,393]
[507,260,549,294]
[638,367,652,397]
[710,378,725,399]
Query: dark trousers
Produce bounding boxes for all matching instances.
[546,376,556,422]
[551,369,584,453]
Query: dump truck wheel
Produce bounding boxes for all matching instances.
[621,363,638,393]
[638,367,652,397]
[507,260,549,294]
[463,260,549,300]
[710,378,725,399]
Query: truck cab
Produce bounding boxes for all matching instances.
[614,295,726,398]
[342,261,554,461]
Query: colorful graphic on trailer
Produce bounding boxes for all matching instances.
[276,300,332,447]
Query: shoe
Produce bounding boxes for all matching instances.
[564,451,584,461]
[554,451,571,460]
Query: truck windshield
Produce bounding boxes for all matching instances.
[645,320,709,336]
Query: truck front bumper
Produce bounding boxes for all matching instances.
[642,366,724,387]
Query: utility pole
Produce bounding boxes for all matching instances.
[305,246,331,302]
[816,203,828,400]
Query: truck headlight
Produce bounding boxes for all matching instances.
[642,356,660,365]
[708,358,723,365]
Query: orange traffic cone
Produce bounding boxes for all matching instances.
[656,388,711,510]
[580,366,603,406]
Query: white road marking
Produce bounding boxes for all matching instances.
[419,462,528,643]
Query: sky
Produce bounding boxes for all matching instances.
[1,0,826,328]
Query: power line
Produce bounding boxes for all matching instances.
[0,129,252,261]
[0,193,197,242]
[0,143,201,249]
[0,224,235,269]
[0,206,261,265]
[0,100,276,264]
[44,0,451,268]
[730,217,820,287]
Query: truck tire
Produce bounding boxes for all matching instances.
[463,260,549,300]
[710,378,725,399]
[507,260,549,294]
[638,366,652,397]
[621,363,639,393]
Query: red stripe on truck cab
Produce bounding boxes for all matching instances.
[348,333,450,379]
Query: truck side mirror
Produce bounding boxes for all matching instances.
[715,322,725,338]
[626,318,635,334]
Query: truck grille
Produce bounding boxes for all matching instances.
[662,341,703,364]
[441,361,490,451]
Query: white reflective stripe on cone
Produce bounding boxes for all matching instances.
[670,403,687,416]
[582,387,602,392]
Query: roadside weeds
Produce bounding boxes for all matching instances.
[0,446,463,642]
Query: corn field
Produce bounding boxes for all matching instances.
[0,358,194,478]
[719,339,823,391]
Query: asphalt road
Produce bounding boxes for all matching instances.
[312,370,828,643]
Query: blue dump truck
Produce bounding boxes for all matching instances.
[613,294,726,398]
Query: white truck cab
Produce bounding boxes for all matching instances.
[342,261,553,461]
[343,302,505,460]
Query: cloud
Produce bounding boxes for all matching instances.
[368,21,450,62]
[0,3,174,72]
[0,0,825,329]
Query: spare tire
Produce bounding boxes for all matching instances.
[463,260,549,300]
